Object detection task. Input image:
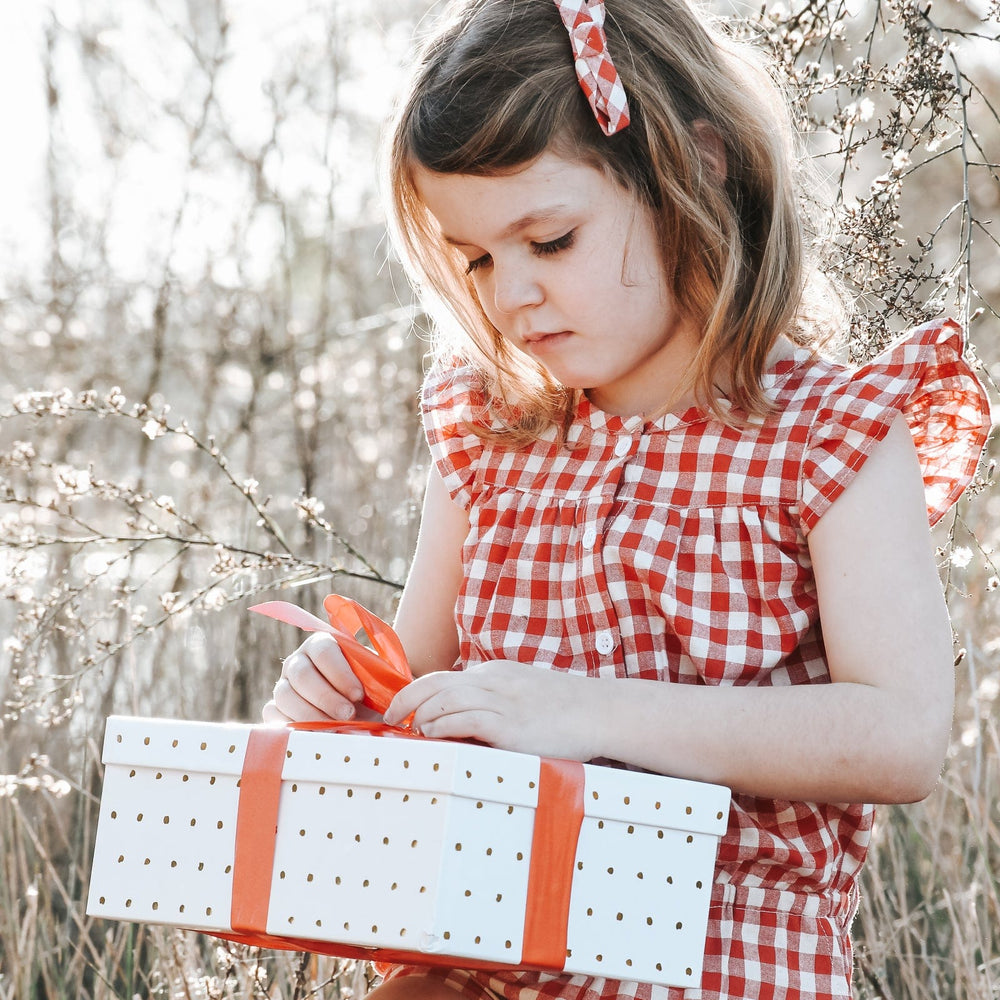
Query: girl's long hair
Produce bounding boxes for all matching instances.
[386,0,842,440]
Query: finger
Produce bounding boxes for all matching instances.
[270,675,343,723]
[260,700,291,724]
[282,649,359,720]
[386,672,492,730]
[418,708,502,743]
[383,672,454,726]
[298,633,366,703]
[410,683,493,733]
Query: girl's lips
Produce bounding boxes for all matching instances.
[524,330,573,349]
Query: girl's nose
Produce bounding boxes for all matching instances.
[491,261,544,314]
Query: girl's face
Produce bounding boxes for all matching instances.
[414,151,701,418]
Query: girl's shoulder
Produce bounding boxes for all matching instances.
[777,318,990,532]
[419,358,496,511]
[421,357,488,421]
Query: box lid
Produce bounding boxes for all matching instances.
[101,716,730,831]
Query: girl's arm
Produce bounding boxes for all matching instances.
[385,414,956,805]
[392,465,467,676]
[263,466,466,723]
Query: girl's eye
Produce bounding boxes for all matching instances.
[463,230,575,275]
[531,231,575,256]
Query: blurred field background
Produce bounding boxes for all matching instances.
[0,0,997,997]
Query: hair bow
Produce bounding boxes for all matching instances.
[553,0,631,136]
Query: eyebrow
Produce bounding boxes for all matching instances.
[441,206,573,247]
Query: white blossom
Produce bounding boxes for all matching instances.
[142,418,166,440]
[950,546,973,569]
[54,465,92,497]
[890,149,911,174]
[294,495,326,520]
[159,592,181,613]
[9,440,36,466]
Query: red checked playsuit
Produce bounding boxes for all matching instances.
[383,319,990,1000]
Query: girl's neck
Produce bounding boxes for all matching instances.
[583,317,703,419]
[584,333,797,421]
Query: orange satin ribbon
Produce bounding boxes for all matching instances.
[230,727,291,934]
[521,758,585,969]
[232,595,586,971]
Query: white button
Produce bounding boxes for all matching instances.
[614,437,632,458]
[582,527,597,549]
[595,631,615,655]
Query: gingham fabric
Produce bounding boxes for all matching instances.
[554,0,631,136]
[388,319,989,1000]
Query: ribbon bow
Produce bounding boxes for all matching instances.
[554,0,631,136]
[251,594,413,716]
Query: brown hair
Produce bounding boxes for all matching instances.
[386,0,839,438]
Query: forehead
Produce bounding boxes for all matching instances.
[411,152,628,245]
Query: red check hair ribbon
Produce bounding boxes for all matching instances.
[554,0,631,136]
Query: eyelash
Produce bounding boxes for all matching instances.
[465,230,576,275]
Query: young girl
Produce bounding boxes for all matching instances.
[263,0,991,996]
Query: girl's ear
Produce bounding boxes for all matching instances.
[691,119,727,185]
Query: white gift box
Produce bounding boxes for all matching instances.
[87,716,730,988]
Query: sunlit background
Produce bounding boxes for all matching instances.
[0,2,998,998]
[0,0,415,283]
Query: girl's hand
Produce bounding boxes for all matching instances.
[262,632,367,723]
[383,660,603,761]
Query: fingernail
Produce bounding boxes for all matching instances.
[336,704,354,721]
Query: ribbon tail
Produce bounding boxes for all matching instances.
[250,601,336,634]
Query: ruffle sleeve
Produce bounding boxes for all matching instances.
[799,318,991,533]
[420,360,489,510]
